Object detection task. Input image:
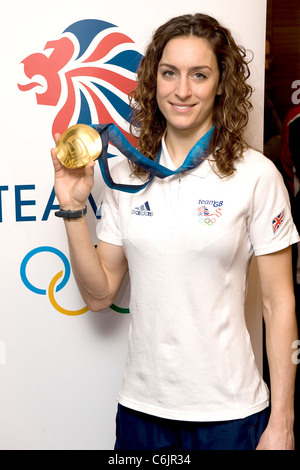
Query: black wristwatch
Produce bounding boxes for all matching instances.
[55,205,87,219]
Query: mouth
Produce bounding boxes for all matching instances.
[170,103,196,112]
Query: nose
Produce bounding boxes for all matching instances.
[175,76,192,100]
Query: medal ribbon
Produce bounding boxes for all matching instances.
[91,123,214,193]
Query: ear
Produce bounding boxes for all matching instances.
[216,80,223,96]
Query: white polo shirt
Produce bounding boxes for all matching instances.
[97,139,300,422]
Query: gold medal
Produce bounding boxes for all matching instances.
[55,124,102,169]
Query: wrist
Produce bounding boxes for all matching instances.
[268,409,294,429]
[64,214,87,223]
[55,205,87,220]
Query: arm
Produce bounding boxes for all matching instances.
[51,137,128,312]
[65,218,128,312]
[255,246,298,450]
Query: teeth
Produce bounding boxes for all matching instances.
[173,105,192,110]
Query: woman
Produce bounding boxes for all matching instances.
[51,14,299,450]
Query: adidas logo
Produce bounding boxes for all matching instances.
[131,201,153,216]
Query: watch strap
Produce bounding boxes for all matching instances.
[55,205,87,219]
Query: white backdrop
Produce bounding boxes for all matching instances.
[0,0,267,450]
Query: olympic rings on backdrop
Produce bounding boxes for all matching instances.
[20,246,130,316]
[48,270,89,316]
[20,246,87,316]
[21,246,70,295]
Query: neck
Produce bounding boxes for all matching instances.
[164,124,212,168]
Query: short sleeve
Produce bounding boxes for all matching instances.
[248,159,300,256]
[96,185,123,246]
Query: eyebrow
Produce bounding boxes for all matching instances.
[158,63,213,72]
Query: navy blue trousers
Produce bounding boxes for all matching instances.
[114,404,269,450]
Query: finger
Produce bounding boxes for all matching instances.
[86,161,96,170]
[50,147,63,172]
[53,133,61,144]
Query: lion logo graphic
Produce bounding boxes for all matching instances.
[18,19,142,149]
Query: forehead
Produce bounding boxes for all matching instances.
[160,36,218,68]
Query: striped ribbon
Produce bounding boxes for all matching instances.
[92,123,213,193]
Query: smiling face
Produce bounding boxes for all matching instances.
[156,35,222,140]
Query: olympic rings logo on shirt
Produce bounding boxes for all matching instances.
[20,246,129,316]
[198,217,216,226]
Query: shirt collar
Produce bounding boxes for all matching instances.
[160,135,212,179]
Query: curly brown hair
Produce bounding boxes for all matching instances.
[129,13,253,177]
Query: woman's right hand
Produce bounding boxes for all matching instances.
[50,133,96,211]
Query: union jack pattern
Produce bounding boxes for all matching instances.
[272,209,285,235]
[18,19,142,153]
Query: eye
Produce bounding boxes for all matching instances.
[161,69,176,78]
[193,72,207,80]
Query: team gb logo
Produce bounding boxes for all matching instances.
[18,19,142,151]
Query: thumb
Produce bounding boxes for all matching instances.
[51,146,63,172]
[85,160,96,175]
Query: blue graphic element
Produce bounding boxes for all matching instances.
[78,90,92,125]
[20,246,71,295]
[63,19,115,60]
[105,50,142,73]
[93,82,133,122]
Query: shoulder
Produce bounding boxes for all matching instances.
[109,157,149,183]
[109,157,132,181]
[237,147,275,168]
[234,147,281,182]
[100,158,131,204]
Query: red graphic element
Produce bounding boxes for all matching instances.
[82,32,134,63]
[197,206,222,217]
[272,209,285,234]
[18,26,139,145]
[18,37,75,107]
